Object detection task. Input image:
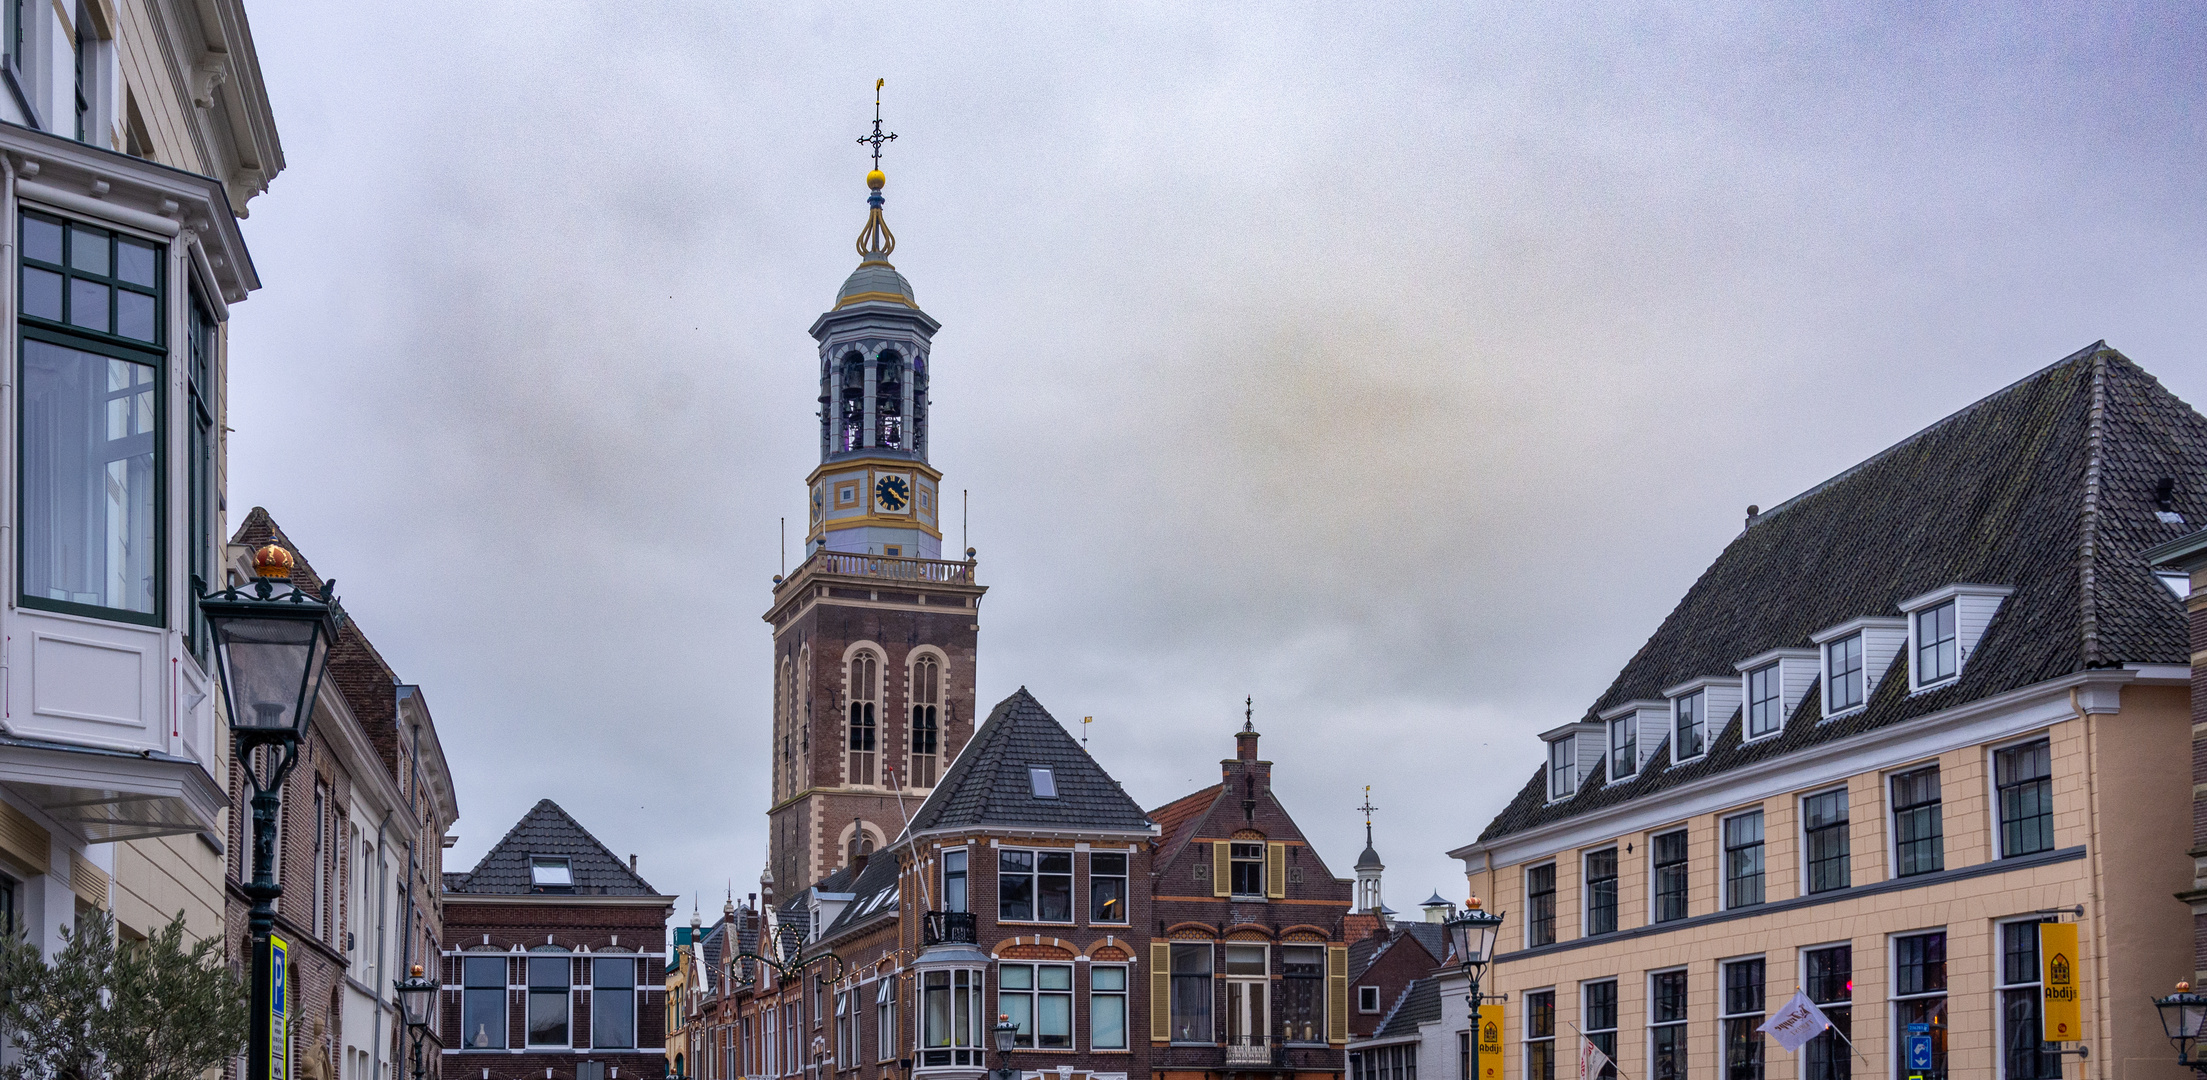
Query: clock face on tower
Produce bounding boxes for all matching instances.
[874,474,913,513]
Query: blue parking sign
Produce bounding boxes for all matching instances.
[1907,1034,1934,1070]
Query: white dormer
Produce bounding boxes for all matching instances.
[1810,617,1908,718]
[1597,700,1668,782]
[1538,721,1605,803]
[1662,677,1743,764]
[1899,583,2014,691]
[808,888,857,943]
[1731,648,1818,743]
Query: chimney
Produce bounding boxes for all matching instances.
[629,854,638,873]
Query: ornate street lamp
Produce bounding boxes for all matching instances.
[396,963,437,1080]
[992,1014,1020,1080]
[2155,981,2207,1076]
[1445,897,1508,1080]
[199,542,344,1080]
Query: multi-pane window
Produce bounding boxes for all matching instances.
[1582,981,1618,1080]
[1826,634,1864,713]
[1652,830,1689,923]
[920,968,981,1067]
[184,295,216,661]
[1610,716,1637,780]
[848,651,879,785]
[1584,849,1618,936]
[1230,842,1265,896]
[1549,736,1577,799]
[1524,990,1555,1080]
[1091,965,1129,1049]
[1891,766,1945,876]
[941,848,967,912]
[876,976,896,1061]
[462,956,507,1048]
[1649,970,1687,1080]
[1996,739,2054,857]
[20,212,167,623]
[910,655,941,787]
[527,955,570,1047]
[1895,932,1948,1080]
[1747,662,1783,738]
[999,963,1073,1048]
[1279,946,1326,1045]
[1170,943,1213,1042]
[1224,945,1268,1051]
[1916,601,1958,684]
[1803,945,1852,1080]
[594,957,636,1049]
[1675,692,1706,761]
[1526,863,1557,947]
[765,1004,778,1075]
[1722,958,1766,1080]
[1999,922,2061,1079]
[1803,789,1850,894]
[1724,811,1765,909]
[1091,851,1129,923]
[999,849,1072,922]
[1353,1044,1418,1080]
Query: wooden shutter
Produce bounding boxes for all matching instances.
[1212,842,1231,897]
[1266,843,1287,898]
[1150,942,1172,1043]
[1327,944,1350,1043]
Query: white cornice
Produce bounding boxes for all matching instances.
[1732,648,1818,673]
[1898,582,2015,614]
[441,893,679,908]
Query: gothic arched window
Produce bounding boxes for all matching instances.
[876,350,904,449]
[848,832,876,864]
[911,358,928,456]
[839,352,866,452]
[848,651,879,786]
[910,655,940,788]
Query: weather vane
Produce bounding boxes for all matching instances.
[858,78,896,169]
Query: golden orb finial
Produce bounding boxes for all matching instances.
[252,543,295,581]
[411,963,425,978]
[1465,895,1482,910]
[2182,981,2195,993]
[867,169,886,191]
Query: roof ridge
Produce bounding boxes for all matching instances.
[2079,347,2111,666]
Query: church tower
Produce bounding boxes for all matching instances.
[762,101,985,894]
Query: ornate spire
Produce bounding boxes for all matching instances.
[856,79,898,265]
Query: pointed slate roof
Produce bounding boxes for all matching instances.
[904,688,1155,835]
[1477,344,2207,842]
[445,799,664,896]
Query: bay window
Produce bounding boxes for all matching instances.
[919,968,980,1067]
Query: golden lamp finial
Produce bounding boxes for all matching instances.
[1465,895,1483,911]
[251,543,295,581]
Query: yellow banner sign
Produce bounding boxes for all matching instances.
[1475,1004,1504,1079]
[2040,922,2081,1042]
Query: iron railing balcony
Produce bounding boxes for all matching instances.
[922,911,977,946]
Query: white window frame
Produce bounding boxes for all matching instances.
[1357,985,1382,1014]
[1523,987,1557,1080]
[1089,962,1130,1051]
[1524,861,1558,948]
[1721,808,1766,911]
[1580,979,1619,1070]
[1994,918,2058,1080]
[1649,827,1690,925]
[1548,735,1577,801]
[997,847,1074,924]
[1989,733,2056,859]
[1646,967,1688,1079]
[1890,928,1949,1080]
[1911,599,1959,689]
[1797,940,1854,1079]
[1718,955,1767,1080]
[876,975,897,1063]
[1608,715,1637,780]
[1581,847,1619,937]
[1744,661,1783,741]
[1824,633,1866,716]
[1798,785,1851,896]
[1672,689,1707,764]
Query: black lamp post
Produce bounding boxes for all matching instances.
[1444,897,1507,1080]
[2156,981,2207,1076]
[199,542,343,1080]
[396,963,437,1080]
[992,1014,1020,1080]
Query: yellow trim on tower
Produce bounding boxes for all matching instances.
[833,291,915,310]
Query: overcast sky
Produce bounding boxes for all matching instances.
[225,3,2207,923]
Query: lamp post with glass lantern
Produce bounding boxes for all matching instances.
[1444,897,1507,1080]
[396,963,438,1080]
[992,1014,1019,1080]
[198,542,344,1080]
[2155,981,2207,1077]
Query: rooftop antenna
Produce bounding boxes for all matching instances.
[1358,785,1379,850]
[780,516,786,576]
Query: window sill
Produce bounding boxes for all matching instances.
[1908,676,1959,695]
[1228,894,1267,903]
[993,918,1078,927]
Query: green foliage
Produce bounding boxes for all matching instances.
[0,911,246,1080]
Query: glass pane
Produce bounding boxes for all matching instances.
[21,341,157,615]
[463,988,506,1048]
[594,981,635,1048]
[999,964,1033,989]
[22,266,61,320]
[116,289,155,342]
[1039,992,1071,1045]
[22,215,62,264]
[1039,965,1072,991]
[1093,993,1126,1049]
[116,238,157,286]
[527,990,569,1045]
[69,226,108,274]
[69,278,108,330]
[1225,945,1266,975]
[594,957,635,988]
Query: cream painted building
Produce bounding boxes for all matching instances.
[1450,345,2199,1080]
[0,0,279,976]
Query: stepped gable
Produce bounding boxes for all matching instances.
[1481,344,2207,842]
[904,688,1154,835]
[448,799,660,896]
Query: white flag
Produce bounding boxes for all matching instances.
[1758,990,1834,1054]
[1578,1033,1615,1079]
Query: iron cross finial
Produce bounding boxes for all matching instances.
[1244,696,1254,730]
[858,78,897,169]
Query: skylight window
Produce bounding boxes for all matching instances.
[531,857,573,889]
[1029,767,1057,798]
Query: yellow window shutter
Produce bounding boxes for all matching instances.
[1266,843,1287,898]
[1151,942,1172,1043]
[1327,944,1350,1043]
[1212,842,1231,897]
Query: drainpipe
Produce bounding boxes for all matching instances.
[2070,686,2110,1080]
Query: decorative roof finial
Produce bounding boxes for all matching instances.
[1244,696,1254,733]
[1359,785,1379,848]
[855,79,897,263]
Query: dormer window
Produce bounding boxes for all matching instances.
[1028,767,1057,798]
[1673,691,1706,763]
[1608,715,1637,781]
[1745,662,1783,740]
[1548,736,1577,800]
[1826,634,1864,713]
[531,857,573,892]
[1915,601,1957,685]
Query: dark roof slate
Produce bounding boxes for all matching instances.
[817,855,903,942]
[1479,344,2207,843]
[905,688,1154,835]
[446,799,662,896]
[1374,978,1442,1039]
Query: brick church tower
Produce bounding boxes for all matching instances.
[761,128,984,896]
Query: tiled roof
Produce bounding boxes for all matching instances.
[1374,978,1442,1039]
[446,799,663,896]
[1393,922,1447,964]
[904,688,1154,835]
[817,855,902,943]
[1147,784,1223,863]
[1477,344,2207,843]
